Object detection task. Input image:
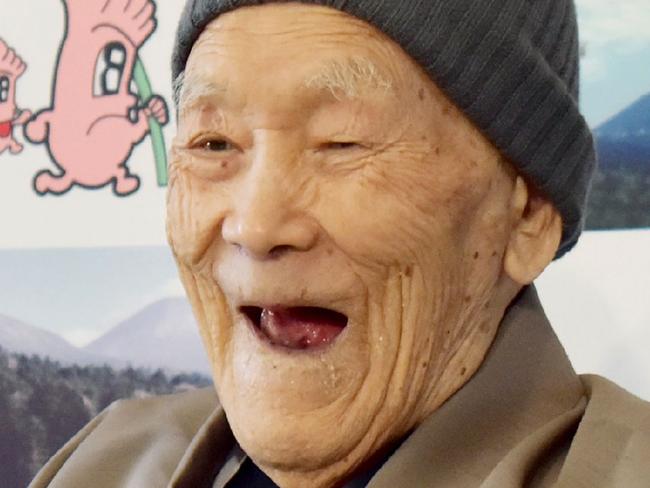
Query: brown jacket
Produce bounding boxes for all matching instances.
[29,287,650,487]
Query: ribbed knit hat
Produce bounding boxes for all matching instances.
[172,0,596,258]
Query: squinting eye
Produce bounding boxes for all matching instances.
[202,140,234,152]
[323,141,361,150]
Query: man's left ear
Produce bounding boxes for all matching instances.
[503,176,563,285]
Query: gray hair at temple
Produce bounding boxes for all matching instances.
[171,0,597,258]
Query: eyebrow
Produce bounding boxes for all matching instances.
[175,56,393,115]
[174,72,227,115]
[303,56,393,100]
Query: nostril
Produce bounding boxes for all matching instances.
[269,245,294,258]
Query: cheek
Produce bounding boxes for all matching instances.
[166,165,237,369]
[167,164,228,268]
[313,153,481,271]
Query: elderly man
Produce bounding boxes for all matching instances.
[30,1,650,487]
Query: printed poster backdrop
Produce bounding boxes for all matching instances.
[0,1,648,486]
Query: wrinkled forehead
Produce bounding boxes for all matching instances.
[177,56,394,114]
[176,3,427,111]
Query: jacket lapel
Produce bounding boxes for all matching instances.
[169,406,236,488]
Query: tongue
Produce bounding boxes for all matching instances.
[260,307,347,349]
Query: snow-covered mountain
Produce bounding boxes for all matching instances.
[594,93,650,172]
[595,93,650,144]
[84,297,210,374]
[0,314,116,367]
[584,92,650,230]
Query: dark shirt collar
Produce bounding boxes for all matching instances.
[224,435,403,488]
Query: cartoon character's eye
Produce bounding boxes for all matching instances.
[0,76,9,103]
[93,42,127,96]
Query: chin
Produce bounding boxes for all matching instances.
[187,266,436,482]
[210,307,416,483]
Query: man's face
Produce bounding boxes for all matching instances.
[169,4,519,486]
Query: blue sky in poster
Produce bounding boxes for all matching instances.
[0,246,183,346]
[582,43,650,127]
[576,0,650,127]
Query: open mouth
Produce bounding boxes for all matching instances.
[240,305,348,350]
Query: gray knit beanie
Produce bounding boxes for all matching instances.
[171,0,596,258]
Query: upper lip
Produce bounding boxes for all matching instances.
[215,262,364,324]
[239,304,349,327]
[230,287,362,328]
[237,299,349,318]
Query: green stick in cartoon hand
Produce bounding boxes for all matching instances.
[133,57,168,187]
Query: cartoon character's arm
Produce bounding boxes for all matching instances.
[142,95,168,128]
[13,109,32,125]
[129,95,168,144]
[133,57,169,186]
[84,96,167,145]
[24,110,52,144]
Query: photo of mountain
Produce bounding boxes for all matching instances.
[0,313,118,367]
[85,297,210,374]
[0,299,210,375]
[0,247,212,487]
[0,346,211,488]
[587,93,650,229]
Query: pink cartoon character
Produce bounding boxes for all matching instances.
[0,39,32,156]
[25,0,168,196]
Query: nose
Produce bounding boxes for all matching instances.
[221,169,318,260]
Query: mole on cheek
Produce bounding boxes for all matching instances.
[418,88,425,101]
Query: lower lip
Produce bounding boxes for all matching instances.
[241,306,348,351]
